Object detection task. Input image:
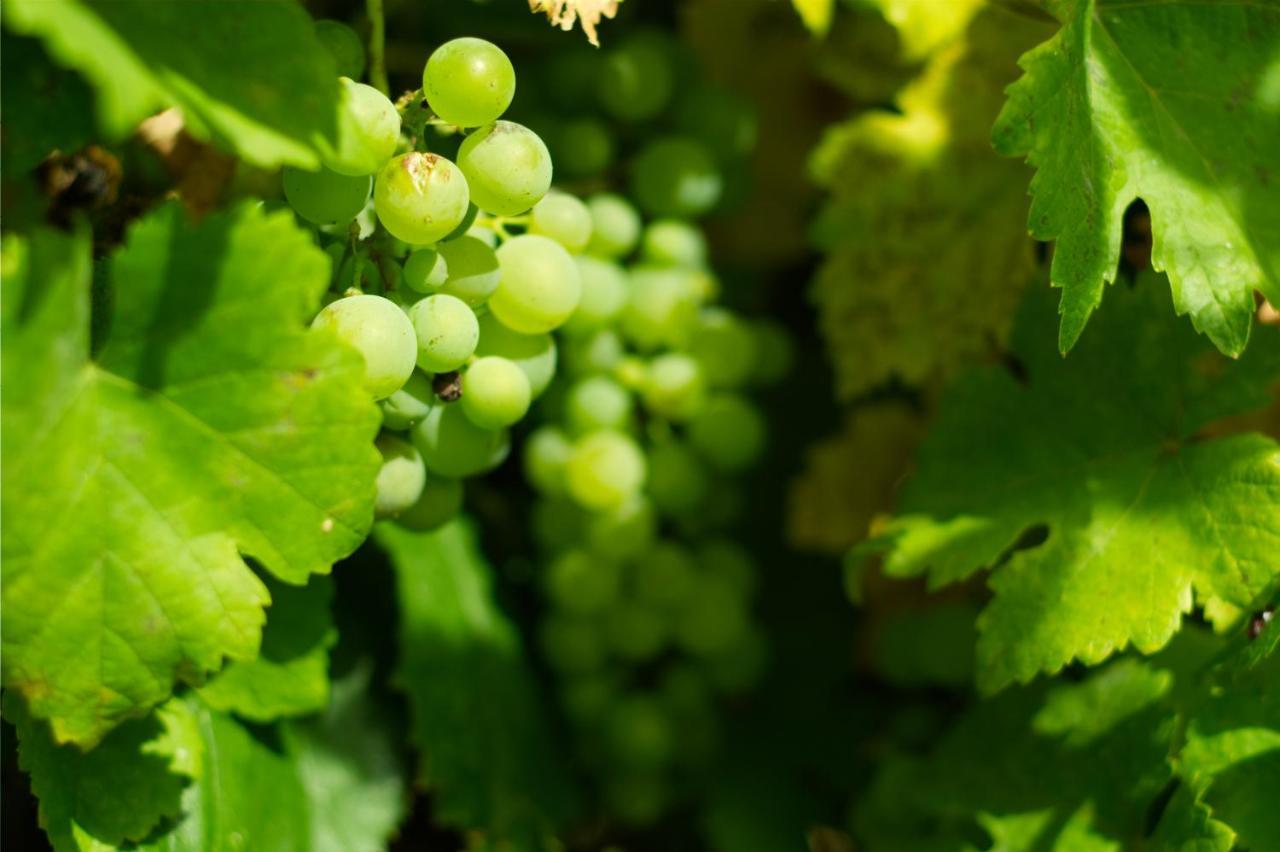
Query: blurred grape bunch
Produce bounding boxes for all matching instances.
[810,3,1052,399]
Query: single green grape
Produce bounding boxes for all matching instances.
[621,266,700,350]
[642,353,705,421]
[566,430,646,511]
[603,695,673,771]
[456,121,552,216]
[374,153,470,245]
[490,235,581,334]
[566,375,633,435]
[585,193,641,259]
[402,248,449,294]
[699,538,758,598]
[394,476,464,531]
[314,20,366,79]
[441,203,480,242]
[563,328,624,376]
[640,219,707,268]
[630,137,722,219]
[474,312,557,398]
[460,356,531,428]
[528,191,593,253]
[689,308,758,388]
[374,433,426,518]
[583,495,656,560]
[437,234,500,305]
[565,256,628,333]
[410,402,509,478]
[407,293,478,372]
[551,117,614,179]
[688,393,765,471]
[311,294,417,399]
[523,426,573,496]
[380,369,434,430]
[672,83,758,161]
[423,37,515,128]
[674,575,749,656]
[283,166,371,227]
[545,549,622,614]
[646,440,709,515]
[322,78,400,177]
[632,541,698,610]
[752,319,794,386]
[605,602,668,662]
[597,34,675,122]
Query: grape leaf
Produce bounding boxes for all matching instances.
[873,273,1280,691]
[378,521,579,848]
[993,0,1280,356]
[0,206,380,747]
[811,5,1050,398]
[5,693,194,851]
[196,575,337,722]
[2,0,348,170]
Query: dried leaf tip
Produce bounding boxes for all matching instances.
[529,0,621,46]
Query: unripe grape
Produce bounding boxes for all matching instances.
[524,426,573,496]
[411,402,509,478]
[597,34,675,122]
[583,496,656,560]
[460,356,531,428]
[641,219,707,268]
[621,267,700,351]
[374,434,426,518]
[605,602,668,662]
[689,308,759,389]
[551,118,614,179]
[380,370,434,430]
[423,37,516,128]
[545,549,622,614]
[585,193,641,259]
[566,256,628,333]
[394,476,464,531]
[408,293,478,372]
[566,431,646,511]
[490,235,581,334]
[642,353,705,421]
[311,294,417,399]
[603,696,673,771]
[646,441,709,515]
[402,248,449,294]
[283,166,371,227]
[474,312,557,398]
[374,153,470,245]
[322,78,400,177]
[563,328,624,376]
[456,121,553,216]
[673,575,749,656]
[630,137,722,219]
[752,319,794,386]
[632,542,698,610]
[566,375,633,435]
[528,191,593,253]
[437,235,501,305]
[688,394,765,471]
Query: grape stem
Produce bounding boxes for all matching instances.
[475,214,530,241]
[366,0,389,95]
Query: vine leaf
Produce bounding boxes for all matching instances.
[0,205,380,748]
[378,521,579,848]
[196,575,337,723]
[2,0,348,169]
[993,0,1280,356]
[872,274,1280,692]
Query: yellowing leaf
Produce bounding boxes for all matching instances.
[792,0,834,35]
[529,0,621,46]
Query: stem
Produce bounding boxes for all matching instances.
[366,0,389,95]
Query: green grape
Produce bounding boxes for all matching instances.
[613,355,649,391]
[466,222,498,248]
[411,402,509,477]
[621,267,700,351]
[605,602,668,662]
[460,356,531,428]
[630,137,723,219]
[699,538,758,598]
[545,549,622,614]
[688,393,765,471]
[752,319,794,386]
[394,476,464,531]
[646,440,709,515]
[566,375,633,435]
[441,203,480,242]
[672,83,758,161]
[565,431,646,511]
[436,234,500,305]
[565,256,628,333]
[597,34,675,122]
[422,37,515,128]
[374,433,426,518]
[322,78,400,176]
[474,312,557,398]
[551,118,614,179]
[642,353,705,421]
[604,695,673,771]
[373,153,470,245]
[314,20,366,79]
[540,616,605,675]
[311,294,417,399]
[563,328,624,376]
[585,193,641,259]
[528,191,593,252]
[583,495,656,560]
[283,166,371,227]
[632,541,697,610]
[402,248,449,294]
[334,253,379,293]
[456,121,552,216]
[490,235,581,334]
[689,308,759,388]
[532,498,587,553]
[380,369,434,430]
[407,293,478,372]
[673,575,749,656]
[523,426,573,496]
[640,219,707,268]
